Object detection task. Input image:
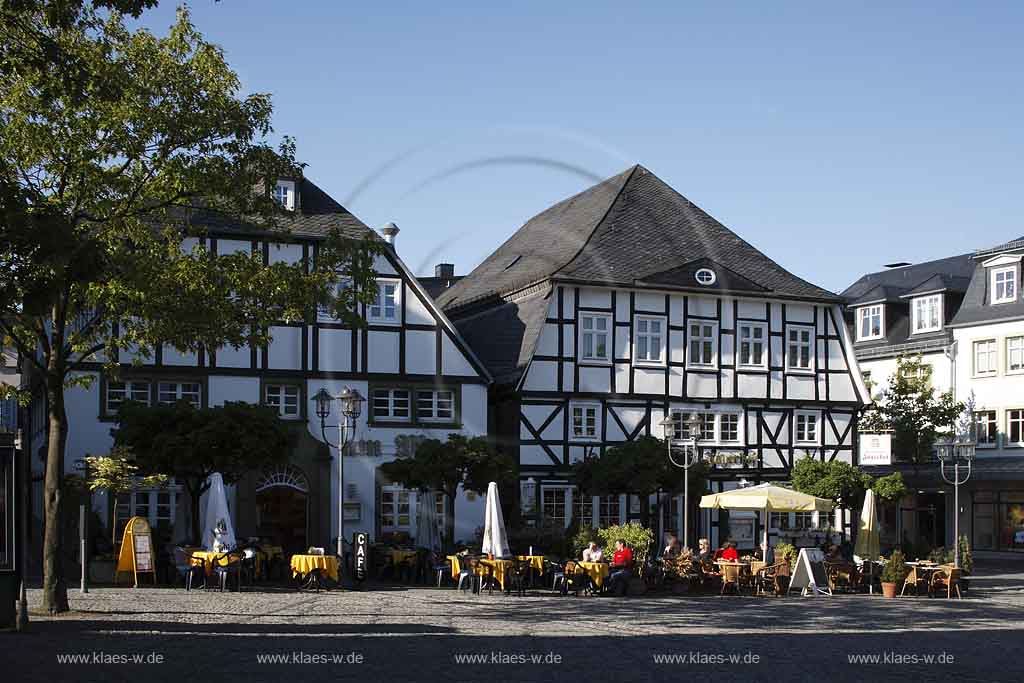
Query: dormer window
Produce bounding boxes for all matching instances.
[992,266,1017,304]
[856,305,883,341]
[273,180,296,211]
[912,294,942,334]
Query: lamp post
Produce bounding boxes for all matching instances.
[936,434,974,568]
[659,412,704,550]
[312,387,365,560]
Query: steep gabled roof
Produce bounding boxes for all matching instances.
[190,177,376,242]
[848,284,908,306]
[438,165,840,313]
[951,237,1024,327]
[899,273,972,299]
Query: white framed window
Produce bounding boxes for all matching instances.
[794,411,819,445]
[371,388,411,422]
[634,315,665,365]
[273,181,295,210]
[579,313,611,363]
[265,384,300,419]
[786,326,814,372]
[598,494,621,527]
[992,266,1017,304]
[157,381,201,408]
[317,277,351,322]
[1007,409,1024,446]
[106,380,151,414]
[379,487,411,530]
[974,339,998,376]
[695,268,716,285]
[115,486,182,540]
[541,486,569,528]
[1007,336,1024,374]
[720,413,740,443]
[368,279,400,323]
[687,321,717,368]
[976,410,998,447]
[857,305,883,341]
[573,491,595,527]
[570,401,600,441]
[416,389,455,422]
[912,295,942,334]
[737,322,767,368]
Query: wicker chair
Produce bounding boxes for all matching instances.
[720,563,742,596]
[900,566,929,596]
[930,565,962,599]
[754,561,788,596]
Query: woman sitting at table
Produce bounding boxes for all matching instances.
[719,540,739,562]
[696,538,712,563]
[582,542,603,562]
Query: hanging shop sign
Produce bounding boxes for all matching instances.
[859,434,892,466]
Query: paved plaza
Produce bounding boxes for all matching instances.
[4,559,1024,682]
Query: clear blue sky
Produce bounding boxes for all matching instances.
[138,1,1024,292]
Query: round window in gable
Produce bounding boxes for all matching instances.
[695,268,716,285]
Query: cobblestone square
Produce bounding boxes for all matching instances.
[5,560,1024,682]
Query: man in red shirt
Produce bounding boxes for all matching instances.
[607,540,633,596]
[720,541,739,562]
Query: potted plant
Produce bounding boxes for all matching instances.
[880,550,908,598]
[773,541,798,575]
[958,535,972,592]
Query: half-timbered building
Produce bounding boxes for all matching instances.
[439,165,870,549]
[23,177,491,554]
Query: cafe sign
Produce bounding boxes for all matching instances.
[707,451,759,468]
[859,434,892,466]
[353,531,369,583]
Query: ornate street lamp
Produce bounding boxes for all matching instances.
[311,387,365,560]
[936,432,975,568]
[659,412,704,550]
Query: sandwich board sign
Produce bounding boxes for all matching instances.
[116,516,156,587]
[788,547,832,596]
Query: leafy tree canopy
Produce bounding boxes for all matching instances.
[113,400,294,544]
[790,457,874,511]
[859,355,963,465]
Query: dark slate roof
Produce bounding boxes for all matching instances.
[840,253,975,303]
[848,284,908,306]
[449,286,551,385]
[438,165,840,313]
[417,275,464,300]
[950,239,1024,327]
[899,273,973,299]
[188,177,376,242]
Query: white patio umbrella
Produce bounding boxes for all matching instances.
[854,489,880,563]
[201,472,237,551]
[481,482,511,559]
[416,491,442,552]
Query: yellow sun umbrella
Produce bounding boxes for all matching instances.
[700,483,834,554]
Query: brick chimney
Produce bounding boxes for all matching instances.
[435,263,455,279]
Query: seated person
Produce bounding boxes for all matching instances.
[661,534,681,560]
[826,544,844,562]
[719,540,739,562]
[582,542,603,562]
[696,538,712,563]
[606,539,634,596]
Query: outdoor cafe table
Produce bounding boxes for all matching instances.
[447,556,511,590]
[576,561,609,589]
[189,550,240,576]
[290,554,340,582]
[390,549,419,566]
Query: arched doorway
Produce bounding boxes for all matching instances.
[255,465,309,555]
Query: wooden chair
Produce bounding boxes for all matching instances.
[824,561,858,593]
[900,566,928,596]
[720,563,742,596]
[931,565,962,599]
[754,561,787,596]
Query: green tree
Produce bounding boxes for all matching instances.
[790,457,873,511]
[380,434,515,551]
[113,401,294,545]
[0,4,378,612]
[859,355,963,465]
[872,472,909,503]
[83,446,168,547]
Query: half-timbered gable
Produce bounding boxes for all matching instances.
[34,177,490,550]
[442,165,868,545]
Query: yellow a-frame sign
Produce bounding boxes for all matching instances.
[116,516,156,587]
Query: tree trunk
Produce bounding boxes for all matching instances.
[189,483,202,546]
[444,487,457,553]
[42,372,70,613]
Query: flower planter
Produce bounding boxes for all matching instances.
[881,581,899,598]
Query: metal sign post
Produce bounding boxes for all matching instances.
[79,504,88,593]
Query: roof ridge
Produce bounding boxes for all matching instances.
[552,164,640,278]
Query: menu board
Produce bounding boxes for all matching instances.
[116,516,156,586]
[788,548,832,596]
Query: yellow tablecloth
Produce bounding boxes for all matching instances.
[515,555,545,571]
[290,554,339,582]
[447,556,511,590]
[390,549,419,565]
[576,561,609,588]
[189,550,240,576]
